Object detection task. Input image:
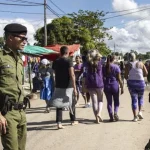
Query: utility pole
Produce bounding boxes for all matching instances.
[44,0,47,46]
[114,43,116,53]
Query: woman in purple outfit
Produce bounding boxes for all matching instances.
[74,56,87,104]
[125,53,148,122]
[103,55,124,122]
[86,50,103,123]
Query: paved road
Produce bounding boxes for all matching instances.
[0,85,150,150]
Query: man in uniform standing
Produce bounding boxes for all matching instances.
[0,23,28,150]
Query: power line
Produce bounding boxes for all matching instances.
[107,5,150,14]
[125,16,150,28]
[47,4,60,17]
[0,10,63,16]
[48,0,66,14]
[103,7,150,20]
[0,10,44,15]
[5,0,43,5]
[0,10,63,17]
[0,2,43,6]
[110,16,150,28]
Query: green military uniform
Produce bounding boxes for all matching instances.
[0,46,26,150]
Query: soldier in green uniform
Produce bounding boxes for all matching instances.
[0,23,28,150]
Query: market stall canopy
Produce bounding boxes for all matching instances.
[45,44,80,56]
[23,45,57,56]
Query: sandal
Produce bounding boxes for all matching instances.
[97,116,103,122]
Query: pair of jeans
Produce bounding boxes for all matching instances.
[56,106,76,123]
[104,82,119,119]
[127,80,145,110]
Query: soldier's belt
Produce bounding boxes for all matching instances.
[12,103,24,110]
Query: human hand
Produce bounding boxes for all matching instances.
[74,89,77,96]
[121,88,124,95]
[0,114,7,134]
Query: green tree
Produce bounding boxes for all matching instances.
[130,50,138,56]
[34,10,112,55]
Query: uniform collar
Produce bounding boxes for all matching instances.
[3,45,13,54]
[3,45,22,60]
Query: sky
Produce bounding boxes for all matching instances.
[0,0,150,53]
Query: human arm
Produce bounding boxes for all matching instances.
[0,58,7,134]
[116,73,124,94]
[116,66,124,94]
[136,61,148,77]
[69,67,77,96]
[124,64,129,80]
[142,63,148,77]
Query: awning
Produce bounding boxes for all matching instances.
[45,44,80,56]
[23,45,57,56]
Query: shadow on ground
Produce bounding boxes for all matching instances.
[26,107,56,114]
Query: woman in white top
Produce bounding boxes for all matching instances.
[125,53,148,122]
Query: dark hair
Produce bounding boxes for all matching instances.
[60,46,68,56]
[75,55,81,59]
[120,61,124,71]
[106,55,115,75]
[4,32,11,40]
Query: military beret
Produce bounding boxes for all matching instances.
[4,23,27,34]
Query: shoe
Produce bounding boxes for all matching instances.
[71,121,79,126]
[109,118,114,122]
[114,114,119,121]
[84,103,91,108]
[138,112,143,119]
[132,116,138,122]
[44,107,50,113]
[57,124,65,129]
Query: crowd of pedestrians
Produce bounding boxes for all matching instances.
[0,23,150,150]
[36,48,149,128]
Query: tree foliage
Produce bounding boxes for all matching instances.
[34,10,112,55]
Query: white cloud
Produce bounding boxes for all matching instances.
[0,18,53,45]
[112,0,150,18]
[106,19,150,53]
[106,0,150,54]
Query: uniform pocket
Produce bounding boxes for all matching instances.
[0,64,14,75]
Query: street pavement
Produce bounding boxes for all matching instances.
[0,85,150,150]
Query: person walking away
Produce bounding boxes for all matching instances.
[86,50,104,123]
[39,59,54,112]
[52,46,78,129]
[81,54,91,108]
[125,52,148,122]
[40,72,53,113]
[74,56,87,104]
[103,55,124,122]
[0,23,28,150]
[120,61,125,86]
